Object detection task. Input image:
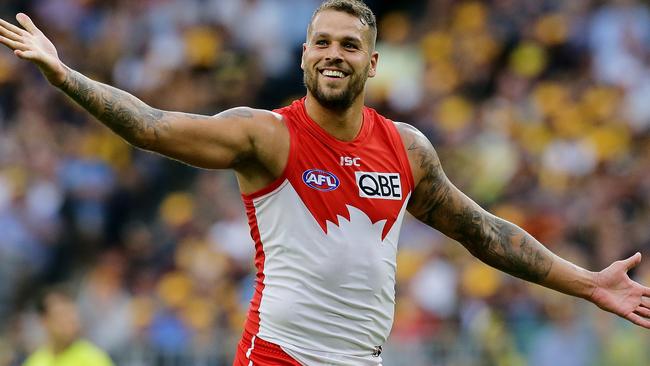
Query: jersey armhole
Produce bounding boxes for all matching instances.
[387,120,415,192]
[241,114,296,201]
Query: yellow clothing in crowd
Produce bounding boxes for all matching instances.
[23,340,114,366]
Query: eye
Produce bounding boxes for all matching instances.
[343,42,359,50]
[315,39,328,46]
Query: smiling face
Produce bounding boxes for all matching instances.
[302,10,379,111]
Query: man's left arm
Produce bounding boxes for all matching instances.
[397,122,650,328]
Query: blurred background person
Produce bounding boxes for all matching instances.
[22,286,114,366]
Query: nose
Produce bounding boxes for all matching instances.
[324,43,344,63]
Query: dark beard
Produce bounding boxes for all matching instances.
[303,66,368,111]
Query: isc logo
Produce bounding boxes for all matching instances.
[302,169,340,192]
[355,172,401,200]
[340,156,361,167]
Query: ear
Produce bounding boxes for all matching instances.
[368,51,379,78]
[300,43,307,70]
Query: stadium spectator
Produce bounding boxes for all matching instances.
[22,286,114,366]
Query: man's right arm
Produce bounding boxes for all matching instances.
[56,66,274,169]
[0,13,280,171]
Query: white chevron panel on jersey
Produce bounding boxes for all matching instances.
[249,179,410,364]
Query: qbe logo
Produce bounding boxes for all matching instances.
[302,169,340,192]
[355,172,402,200]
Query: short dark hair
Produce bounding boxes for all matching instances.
[308,0,377,49]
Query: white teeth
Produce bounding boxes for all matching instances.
[322,70,345,78]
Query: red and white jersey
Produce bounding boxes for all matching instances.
[241,98,414,365]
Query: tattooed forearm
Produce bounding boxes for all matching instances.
[452,207,553,283]
[59,69,168,149]
[406,129,552,284]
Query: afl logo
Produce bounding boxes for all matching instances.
[302,169,340,192]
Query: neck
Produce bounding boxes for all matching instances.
[50,338,76,354]
[304,93,365,142]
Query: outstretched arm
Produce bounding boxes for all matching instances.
[0,13,280,170]
[398,122,650,328]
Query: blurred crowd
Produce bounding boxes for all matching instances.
[2,0,650,365]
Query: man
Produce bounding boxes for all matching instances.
[22,286,114,366]
[1,1,648,365]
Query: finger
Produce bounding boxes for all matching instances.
[0,35,27,51]
[635,306,650,318]
[623,252,642,271]
[627,312,650,329]
[642,297,650,308]
[14,49,39,61]
[0,23,23,42]
[15,13,40,35]
[0,18,27,36]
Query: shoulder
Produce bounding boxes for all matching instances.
[215,107,285,125]
[22,348,50,366]
[392,122,442,184]
[247,107,289,143]
[216,107,290,178]
[215,107,289,145]
[392,121,438,158]
[393,121,428,148]
[70,340,114,366]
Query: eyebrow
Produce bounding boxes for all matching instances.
[312,32,363,44]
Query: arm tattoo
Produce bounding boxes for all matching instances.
[59,69,169,149]
[409,135,552,283]
[408,141,452,225]
[452,207,552,282]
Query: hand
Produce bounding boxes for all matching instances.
[590,252,650,328]
[0,13,66,85]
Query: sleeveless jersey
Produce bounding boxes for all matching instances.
[240,98,414,365]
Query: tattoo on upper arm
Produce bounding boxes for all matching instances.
[408,138,452,225]
[60,70,169,148]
